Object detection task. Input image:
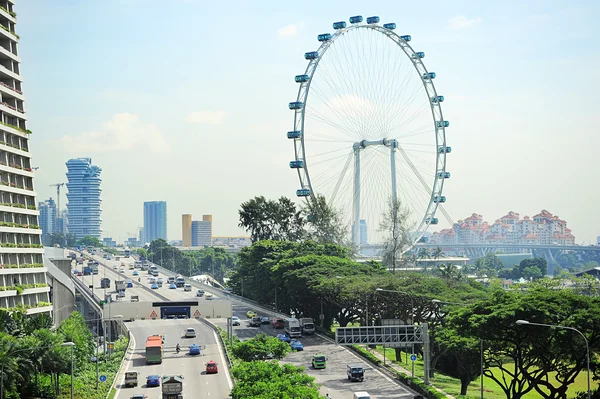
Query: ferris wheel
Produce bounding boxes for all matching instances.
[288,15,451,253]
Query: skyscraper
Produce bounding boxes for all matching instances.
[143,201,167,243]
[182,214,192,246]
[0,3,51,314]
[65,158,102,238]
[191,215,212,246]
[38,197,57,244]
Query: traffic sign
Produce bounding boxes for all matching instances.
[107,343,114,349]
[410,354,417,362]
[150,310,158,319]
[193,310,201,318]
[99,375,107,382]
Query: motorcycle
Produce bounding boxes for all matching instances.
[176,345,180,354]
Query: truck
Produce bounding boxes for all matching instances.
[284,317,302,338]
[115,280,126,293]
[161,375,183,399]
[134,261,142,269]
[175,276,185,288]
[124,371,139,387]
[100,278,111,289]
[347,363,365,382]
[300,317,315,335]
[83,267,92,276]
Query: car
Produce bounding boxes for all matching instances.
[107,256,112,260]
[231,316,241,326]
[151,284,159,290]
[271,318,284,329]
[249,317,262,327]
[146,375,160,387]
[157,277,164,284]
[205,360,218,374]
[120,267,125,272]
[246,310,257,318]
[117,291,126,298]
[77,271,83,276]
[130,395,147,399]
[189,344,201,355]
[169,284,177,289]
[205,293,214,300]
[132,270,139,276]
[196,289,204,297]
[184,328,196,338]
[277,333,291,343]
[149,277,157,284]
[126,280,133,288]
[224,287,233,292]
[73,269,79,275]
[261,316,270,324]
[184,284,192,292]
[103,254,108,259]
[290,340,304,351]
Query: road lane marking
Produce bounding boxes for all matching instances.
[210,329,233,389]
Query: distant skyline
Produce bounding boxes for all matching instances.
[18,1,600,243]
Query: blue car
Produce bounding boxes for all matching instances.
[277,333,291,343]
[290,340,304,351]
[151,283,159,289]
[133,270,139,276]
[146,374,160,387]
[189,344,201,355]
[73,270,79,275]
[126,280,133,288]
[169,284,177,289]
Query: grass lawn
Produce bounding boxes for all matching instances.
[377,346,597,399]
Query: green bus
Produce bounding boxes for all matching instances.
[145,335,163,364]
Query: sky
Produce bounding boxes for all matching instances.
[16,0,600,244]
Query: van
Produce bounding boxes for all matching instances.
[353,392,371,399]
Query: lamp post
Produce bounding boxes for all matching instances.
[61,342,76,399]
[516,320,591,399]
[432,299,483,399]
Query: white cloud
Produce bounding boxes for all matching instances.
[186,110,227,125]
[448,15,482,30]
[61,113,170,154]
[278,24,298,37]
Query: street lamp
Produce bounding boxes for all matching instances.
[432,299,484,399]
[516,320,591,399]
[61,342,76,399]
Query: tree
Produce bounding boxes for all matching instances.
[379,198,413,272]
[430,247,445,260]
[302,194,347,245]
[230,361,321,399]
[46,232,77,248]
[518,258,547,278]
[135,248,148,259]
[521,266,543,280]
[231,333,291,361]
[436,328,481,395]
[449,288,600,399]
[238,196,305,242]
[76,236,102,248]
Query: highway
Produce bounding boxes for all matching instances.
[69,249,232,399]
[72,249,415,398]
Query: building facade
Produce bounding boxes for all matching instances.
[143,201,167,243]
[430,210,576,247]
[65,158,102,238]
[181,214,192,247]
[191,215,212,246]
[38,197,56,244]
[0,3,52,314]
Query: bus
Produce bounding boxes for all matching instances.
[124,247,131,258]
[145,335,163,364]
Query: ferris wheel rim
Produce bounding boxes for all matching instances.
[290,18,449,250]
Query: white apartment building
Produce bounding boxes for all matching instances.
[0,1,51,314]
[430,210,575,247]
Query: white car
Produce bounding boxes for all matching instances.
[184,328,196,338]
[157,277,164,285]
[184,284,192,292]
[205,293,214,300]
[149,277,157,284]
[231,316,240,326]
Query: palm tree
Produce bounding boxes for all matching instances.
[430,247,445,260]
[437,263,461,281]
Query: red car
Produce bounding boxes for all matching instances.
[77,271,83,276]
[271,318,284,329]
[205,360,218,374]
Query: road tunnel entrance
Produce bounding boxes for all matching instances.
[153,301,197,319]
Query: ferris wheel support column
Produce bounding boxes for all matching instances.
[352,143,361,249]
[389,140,399,239]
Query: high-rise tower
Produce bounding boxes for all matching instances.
[0,3,51,314]
[65,158,102,238]
[143,201,167,243]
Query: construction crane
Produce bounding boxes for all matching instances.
[49,183,65,222]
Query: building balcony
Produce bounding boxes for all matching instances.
[0,25,18,41]
[0,44,19,63]
[0,287,16,297]
[0,204,38,215]
[0,264,46,274]
[0,121,29,137]
[0,162,34,177]
[0,247,44,255]
[0,82,23,100]
[0,224,41,234]
[26,305,52,315]
[0,183,36,196]
[21,285,50,295]
[0,140,30,157]
[0,102,26,119]
[0,6,17,23]
[0,64,20,82]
